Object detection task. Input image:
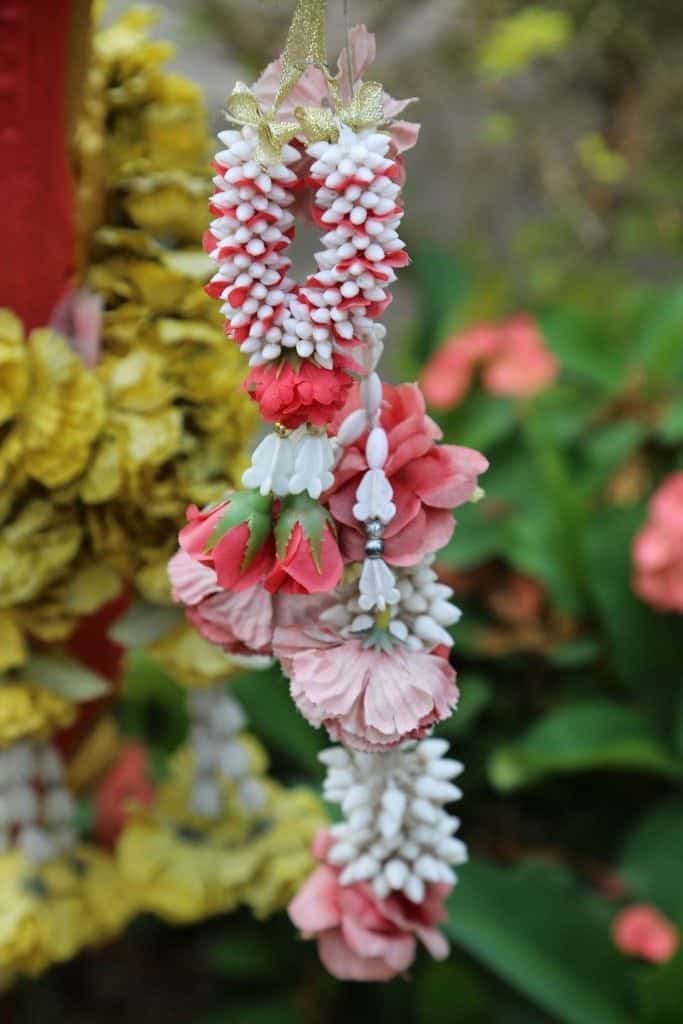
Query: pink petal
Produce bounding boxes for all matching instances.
[341,914,416,972]
[168,550,219,605]
[288,866,341,933]
[318,930,400,982]
[401,445,488,509]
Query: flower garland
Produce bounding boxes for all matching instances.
[172,5,489,981]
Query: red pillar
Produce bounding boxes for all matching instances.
[0,0,75,328]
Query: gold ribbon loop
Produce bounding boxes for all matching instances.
[274,0,329,111]
[342,81,386,133]
[225,4,390,165]
[226,82,300,164]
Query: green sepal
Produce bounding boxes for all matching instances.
[274,493,334,572]
[207,489,273,573]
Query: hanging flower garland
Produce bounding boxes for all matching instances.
[172,0,489,980]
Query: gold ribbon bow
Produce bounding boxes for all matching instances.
[226,82,301,165]
[226,0,389,165]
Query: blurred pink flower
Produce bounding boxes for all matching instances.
[273,620,458,751]
[421,315,559,410]
[168,549,274,657]
[50,287,103,368]
[328,382,488,566]
[612,904,679,964]
[632,472,683,614]
[289,829,450,981]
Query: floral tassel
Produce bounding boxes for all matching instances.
[171,15,489,983]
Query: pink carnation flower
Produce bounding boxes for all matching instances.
[289,830,450,981]
[421,315,559,410]
[273,620,458,751]
[327,382,488,566]
[168,550,274,657]
[632,472,683,613]
[612,904,679,964]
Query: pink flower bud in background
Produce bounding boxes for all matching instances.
[421,315,559,410]
[632,472,683,614]
[612,904,679,964]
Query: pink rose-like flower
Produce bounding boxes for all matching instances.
[178,494,274,592]
[273,621,458,751]
[265,521,343,596]
[421,315,559,410]
[632,472,683,614]
[168,550,275,657]
[289,830,450,981]
[246,357,355,430]
[328,382,488,566]
[612,904,679,964]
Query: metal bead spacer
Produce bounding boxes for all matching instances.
[365,518,384,540]
[364,537,385,559]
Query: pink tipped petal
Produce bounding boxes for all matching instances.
[288,866,342,934]
[318,930,400,982]
[168,550,219,605]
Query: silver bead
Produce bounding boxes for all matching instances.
[364,537,384,558]
[365,518,383,540]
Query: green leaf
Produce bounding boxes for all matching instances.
[21,656,109,701]
[120,651,187,752]
[445,859,634,1024]
[193,999,304,1024]
[232,664,324,774]
[411,245,471,362]
[638,950,683,1024]
[440,392,516,453]
[657,401,683,443]
[620,797,683,923]
[631,286,683,382]
[208,490,273,571]
[488,700,682,791]
[538,306,616,388]
[436,674,492,738]
[108,599,184,649]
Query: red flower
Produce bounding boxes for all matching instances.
[246,356,355,429]
[178,493,274,592]
[266,494,344,595]
[327,382,488,565]
[95,743,155,848]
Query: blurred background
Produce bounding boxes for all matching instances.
[5,1,683,1022]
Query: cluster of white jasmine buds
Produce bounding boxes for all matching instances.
[206,126,298,362]
[321,554,461,651]
[207,124,405,375]
[187,688,265,818]
[242,424,336,500]
[321,739,467,903]
[0,741,76,864]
